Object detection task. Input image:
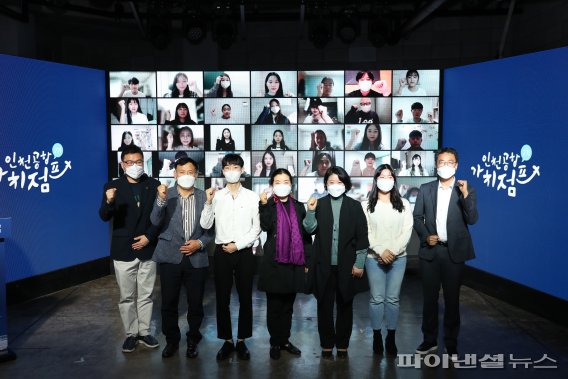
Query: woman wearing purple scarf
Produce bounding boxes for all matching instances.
[258,168,312,360]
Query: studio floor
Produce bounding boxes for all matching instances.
[3,262,567,379]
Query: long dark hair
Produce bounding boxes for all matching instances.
[218,72,233,98]
[172,102,196,125]
[410,154,425,176]
[358,124,382,150]
[269,129,289,150]
[260,150,277,177]
[173,126,194,149]
[268,98,288,124]
[171,73,193,98]
[367,164,404,213]
[118,131,133,151]
[264,72,284,97]
[125,98,143,125]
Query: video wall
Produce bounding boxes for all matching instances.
[107,69,441,205]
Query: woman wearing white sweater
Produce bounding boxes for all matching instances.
[362,164,413,356]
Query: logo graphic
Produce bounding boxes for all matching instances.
[470,145,540,198]
[0,143,72,193]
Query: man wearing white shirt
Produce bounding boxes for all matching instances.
[412,147,478,360]
[200,153,261,361]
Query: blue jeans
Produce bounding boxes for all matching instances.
[365,255,407,330]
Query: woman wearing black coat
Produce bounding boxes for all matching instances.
[258,168,312,360]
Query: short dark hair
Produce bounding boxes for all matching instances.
[355,71,375,82]
[321,77,334,85]
[324,166,352,192]
[120,145,143,160]
[269,168,293,186]
[222,103,231,110]
[411,102,423,110]
[174,156,198,171]
[409,130,422,138]
[405,70,419,79]
[436,147,459,163]
[364,152,376,160]
[128,77,139,85]
[221,153,244,168]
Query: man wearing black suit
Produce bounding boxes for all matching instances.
[99,145,161,353]
[412,147,478,359]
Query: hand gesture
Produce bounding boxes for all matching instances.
[399,77,407,87]
[210,108,216,116]
[380,249,395,265]
[105,188,117,203]
[352,159,360,167]
[353,128,360,137]
[215,75,221,84]
[307,197,318,211]
[260,190,268,205]
[457,180,469,198]
[132,235,149,250]
[317,83,324,96]
[395,138,407,150]
[304,159,311,167]
[373,80,385,91]
[427,112,434,123]
[157,184,167,200]
[256,162,263,171]
[426,234,439,247]
[352,266,364,278]
[188,79,197,89]
[122,83,129,90]
[118,99,125,109]
[167,132,174,144]
[205,187,216,204]
[180,240,199,255]
[318,105,328,116]
[399,183,409,196]
[222,242,238,254]
[395,109,403,121]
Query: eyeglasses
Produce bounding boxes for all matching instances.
[437,161,456,167]
[123,160,144,166]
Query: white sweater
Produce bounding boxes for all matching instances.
[362,198,413,258]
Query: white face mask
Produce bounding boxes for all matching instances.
[437,166,456,180]
[125,165,144,180]
[327,184,345,198]
[408,195,417,203]
[223,169,241,183]
[360,105,372,113]
[177,175,195,189]
[270,106,280,114]
[376,178,394,193]
[273,184,292,198]
[359,80,373,92]
[220,80,231,89]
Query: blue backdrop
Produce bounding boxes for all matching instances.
[443,46,567,301]
[0,54,109,282]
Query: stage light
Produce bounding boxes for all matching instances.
[184,14,207,44]
[336,8,360,44]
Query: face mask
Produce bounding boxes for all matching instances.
[125,165,144,180]
[376,178,394,193]
[359,80,373,92]
[361,105,372,113]
[408,195,417,203]
[437,166,456,180]
[273,184,292,198]
[220,80,231,89]
[223,169,241,183]
[270,106,280,114]
[327,184,345,198]
[177,175,195,189]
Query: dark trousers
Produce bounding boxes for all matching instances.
[214,245,255,340]
[266,292,297,346]
[420,245,465,348]
[317,267,354,349]
[159,257,208,345]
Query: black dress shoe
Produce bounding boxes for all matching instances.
[162,343,179,358]
[186,341,198,358]
[336,350,349,359]
[269,345,281,360]
[216,341,235,361]
[235,340,250,360]
[321,350,333,359]
[281,342,301,355]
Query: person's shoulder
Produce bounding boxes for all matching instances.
[144,176,161,187]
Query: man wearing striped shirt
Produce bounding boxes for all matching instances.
[150,157,214,359]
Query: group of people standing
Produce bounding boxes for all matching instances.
[99,145,478,363]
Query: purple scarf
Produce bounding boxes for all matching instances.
[274,196,305,266]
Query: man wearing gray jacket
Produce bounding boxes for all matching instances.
[150,156,214,359]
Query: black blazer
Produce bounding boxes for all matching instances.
[413,180,479,263]
[309,195,369,302]
[258,197,312,294]
[99,175,161,262]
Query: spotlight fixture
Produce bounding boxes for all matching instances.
[213,18,237,49]
[336,8,360,44]
[184,13,207,44]
[309,18,332,49]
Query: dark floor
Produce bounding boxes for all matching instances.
[2,263,567,379]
